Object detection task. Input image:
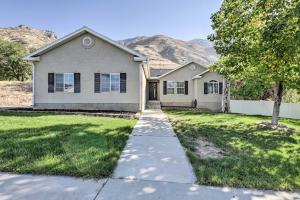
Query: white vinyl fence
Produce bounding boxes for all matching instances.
[230,100,300,120]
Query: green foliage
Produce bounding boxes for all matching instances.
[283,89,300,103]
[209,0,300,89]
[231,73,273,100]
[0,112,136,178]
[208,0,300,121]
[0,40,31,81]
[165,109,300,190]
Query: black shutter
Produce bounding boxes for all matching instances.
[94,73,100,93]
[120,73,126,93]
[204,82,208,94]
[48,73,54,93]
[219,82,223,94]
[163,81,167,95]
[74,73,80,93]
[184,81,188,95]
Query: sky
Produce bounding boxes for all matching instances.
[0,0,222,41]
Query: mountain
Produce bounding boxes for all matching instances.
[119,35,218,69]
[0,25,57,50]
[0,25,218,70]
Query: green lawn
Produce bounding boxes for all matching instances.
[0,112,136,178]
[164,109,300,191]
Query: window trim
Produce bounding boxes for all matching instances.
[99,73,121,93]
[176,81,185,94]
[110,73,120,93]
[207,80,219,94]
[166,80,185,95]
[166,81,175,94]
[54,73,74,93]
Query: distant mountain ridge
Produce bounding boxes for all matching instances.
[0,25,57,50]
[119,35,218,69]
[0,25,218,69]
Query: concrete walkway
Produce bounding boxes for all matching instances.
[0,173,106,200]
[112,109,196,183]
[1,110,299,200]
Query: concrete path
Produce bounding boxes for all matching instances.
[97,179,300,200]
[0,173,106,200]
[1,109,299,200]
[112,110,196,183]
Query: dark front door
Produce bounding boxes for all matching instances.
[149,82,158,100]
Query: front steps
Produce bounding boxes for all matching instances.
[146,100,161,109]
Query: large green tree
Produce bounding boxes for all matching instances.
[0,40,31,81]
[209,0,300,125]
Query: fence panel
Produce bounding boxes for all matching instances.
[230,100,300,120]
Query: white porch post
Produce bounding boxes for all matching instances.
[32,63,35,107]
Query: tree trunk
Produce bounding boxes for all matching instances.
[271,81,284,125]
[222,79,230,113]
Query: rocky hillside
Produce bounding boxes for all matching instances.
[0,25,57,50]
[0,25,218,69]
[119,35,218,69]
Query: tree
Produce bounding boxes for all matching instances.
[209,0,300,125]
[0,40,31,81]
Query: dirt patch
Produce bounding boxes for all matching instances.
[0,81,32,107]
[195,136,226,159]
[257,121,296,133]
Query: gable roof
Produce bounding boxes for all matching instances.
[24,26,146,61]
[192,69,210,79]
[157,61,207,79]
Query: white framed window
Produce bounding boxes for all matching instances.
[208,80,219,94]
[64,73,74,92]
[110,73,120,92]
[100,73,110,92]
[167,81,185,94]
[55,73,74,92]
[176,82,185,94]
[167,81,175,94]
[55,74,64,92]
[99,73,121,93]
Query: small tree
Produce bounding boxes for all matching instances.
[209,0,300,125]
[0,40,31,81]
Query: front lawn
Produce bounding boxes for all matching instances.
[165,109,300,191]
[0,112,136,178]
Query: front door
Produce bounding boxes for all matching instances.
[149,82,158,100]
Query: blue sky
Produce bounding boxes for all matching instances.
[0,0,222,41]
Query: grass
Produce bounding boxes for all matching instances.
[0,112,136,178]
[164,109,300,191]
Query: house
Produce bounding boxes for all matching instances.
[24,27,225,112]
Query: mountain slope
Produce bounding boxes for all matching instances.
[119,35,218,69]
[0,25,57,50]
[0,25,218,70]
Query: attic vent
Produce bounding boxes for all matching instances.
[189,64,196,71]
[82,36,95,49]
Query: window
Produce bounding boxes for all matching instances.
[101,74,110,92]
[99,73,121,92]
[176,82,185,94]
[55,73,74,92]
[208,80,219,94]
[166,81,185,94]
[55,74,64,92]
[167,81,175,94]
[111,73,120,92]
[64,73,74,92]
